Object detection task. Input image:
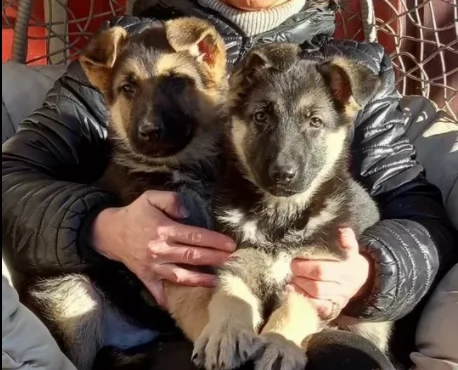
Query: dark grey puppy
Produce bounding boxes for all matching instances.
[191,44,392,370]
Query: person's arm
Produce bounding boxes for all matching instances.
[2,61,119,275]
[319,40,458,321]
[1,16,155,276]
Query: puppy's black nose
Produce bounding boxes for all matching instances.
[138,121,162,140]
[269,164,298,185]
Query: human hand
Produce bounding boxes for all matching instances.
[92,190,236,307]
[289,228,371,319]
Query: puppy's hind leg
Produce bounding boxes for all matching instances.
[338,315,393,353]
[28,274,105,370]
[256,290,319,370]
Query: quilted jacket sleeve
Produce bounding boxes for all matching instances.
[1,62,119,275]
[317,40,458,321]
[1,17,152,276]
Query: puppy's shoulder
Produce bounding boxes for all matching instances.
[347,179,380,233]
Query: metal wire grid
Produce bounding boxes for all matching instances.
[2,0,457,119]
[2,0,128,64]
[336,0,457,120]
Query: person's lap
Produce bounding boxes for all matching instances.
[410,264,458,370]
[93,330,395,370]
[2,258,77,370]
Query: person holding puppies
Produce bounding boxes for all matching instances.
[2,0,457,369]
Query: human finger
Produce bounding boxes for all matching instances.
[291,259,343,282]
[157,222,236,252]
[291,276,345,299]
[149,241,231,266]
[338,227,359,258]
[141,278,167,308]
[288,283,347,318]
[152,263,217,287]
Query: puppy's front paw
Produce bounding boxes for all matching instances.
[255,333,307,370]
[192,322,260,370]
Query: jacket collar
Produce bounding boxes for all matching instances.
[132,0,336,41]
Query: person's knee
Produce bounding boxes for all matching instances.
[306,330,395,370]
[412,265,458,369]
[2,269,77,370]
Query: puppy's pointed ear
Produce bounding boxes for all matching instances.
[165,18,226,81]
[229,43,299,102]
[80,26,127,91]
[319,57,381,118]
[80,26,127,68]
[243,43,300,74]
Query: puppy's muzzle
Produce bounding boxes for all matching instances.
[268,162,299,186]
[138,120,163,141]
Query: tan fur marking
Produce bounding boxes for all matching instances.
[323,56,380,119]
[114,58,151,88]
[216,274,263,329]
[81,64,112,94]
[109,97,131,143]
[230,117,253,180]
[30,275,105,370]
[261,291,320,346]
[80,26,127,92]
[337,315,393,353]
[164,282,212,342]
[155,54,203,86]
[165,17,227,85]
[255,291,316,369]
[192,275,263,369]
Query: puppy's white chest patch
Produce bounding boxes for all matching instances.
[266,253,293,285]
[219,209,267,245]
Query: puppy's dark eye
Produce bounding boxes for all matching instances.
[310,117,323,128]
[170,74,194,87]
[121,83,135,96]
[254,111,268,124]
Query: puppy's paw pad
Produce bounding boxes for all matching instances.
[255,333,307,370]
[192,323,260,370]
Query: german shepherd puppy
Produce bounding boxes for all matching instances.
[187,44,393,370]
[23,17,228,370]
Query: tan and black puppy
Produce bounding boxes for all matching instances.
[190,44,393,370]
[24,18,228,370]
[81,18,228,212]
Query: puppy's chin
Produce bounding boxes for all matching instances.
[265,186,301,198]
[130,138,192,159]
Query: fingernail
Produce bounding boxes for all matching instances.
[225,241,237,250]
[339,227,353,236]
[179,206,190,218]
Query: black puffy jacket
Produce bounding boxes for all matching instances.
[2,0,457,335]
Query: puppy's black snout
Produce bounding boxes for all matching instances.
[269,163,298,185]
[138,121,162,141]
